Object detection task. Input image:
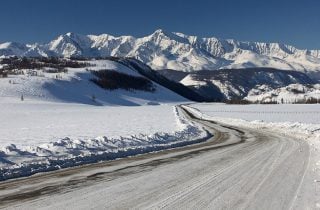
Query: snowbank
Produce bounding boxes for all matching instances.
[185,104,319,143]
[0,106,209,181]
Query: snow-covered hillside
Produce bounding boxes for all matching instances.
[1,30,320,80]
[245,84,320,103]
[0,58,220,180]
[0,59,187,106]
[178,68,315,100]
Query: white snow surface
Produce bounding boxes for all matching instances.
[180,75,207,86]
[0,60,187,106]
[0,102,179,148]
[0,59,211,179]
[189,101,320,152]
[0,101,208,179]
[191,103,320,124]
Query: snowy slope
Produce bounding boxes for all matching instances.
[1,30,320,80]
[0,58,217,180]
[245,84,320,103]
[0,59,187,106]
[178,68,315,100]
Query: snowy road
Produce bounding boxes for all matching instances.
[0,106,312,209]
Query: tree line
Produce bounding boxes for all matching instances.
[0,57,93,76]
[91,70,156,92]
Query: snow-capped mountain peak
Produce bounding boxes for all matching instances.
[1,29,320,80]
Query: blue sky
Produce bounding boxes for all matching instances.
[0,0,319,49]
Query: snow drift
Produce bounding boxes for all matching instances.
[0,106,210,181]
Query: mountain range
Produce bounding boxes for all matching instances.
[1,29,320,81]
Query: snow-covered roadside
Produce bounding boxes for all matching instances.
[186,104,320,151]
[0,106,209,181]
[185,105,320,142]
[185,104,319,159]
[185,104,320,206]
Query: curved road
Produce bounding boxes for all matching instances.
[0,106,311,209]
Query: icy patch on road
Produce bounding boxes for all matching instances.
[0,106,209,181]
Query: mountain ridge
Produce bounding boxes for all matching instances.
[1,29,320,80]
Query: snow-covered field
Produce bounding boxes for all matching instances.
[0,101,179,147]
[0,100,209,180]
[0,60,212,180]
[191,103,320,124]
[189,103,320,147]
